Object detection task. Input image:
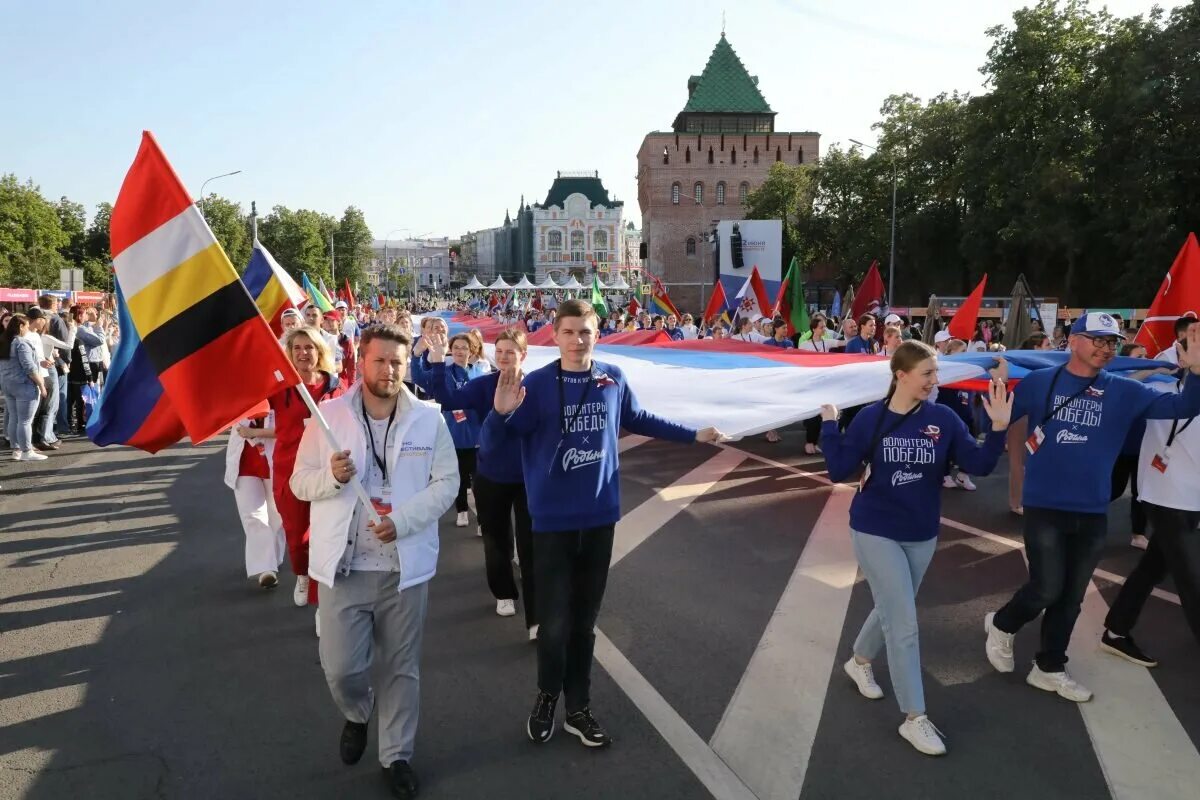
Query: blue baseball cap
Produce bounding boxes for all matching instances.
[1070,311,1125,339]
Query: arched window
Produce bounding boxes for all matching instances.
[797,146,804,164]
[753,147,759,164]
[593,230,608,250]
[776,147,782,162]
[739,182,749,203]
[686,237,696,256]
[716,182,726,205]
[708,146,714,164]
[548,230,563,250]
[694,182,703,204]
[685,146,691,164]
[671,183,680,204]
[570,230,584,250]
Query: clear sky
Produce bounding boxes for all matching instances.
[2,0,1163,238]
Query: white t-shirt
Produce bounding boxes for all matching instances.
[321,330,342,368]
[735,331,767,344]
[798,337,831,353]
[680,324,698,340]
[342,315,359,340]
[23,331,48,377]
[344,414,401,573]
[1137,378,1200,511]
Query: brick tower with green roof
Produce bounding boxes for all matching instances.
[636,32,820,312]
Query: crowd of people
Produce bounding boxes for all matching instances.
[5,286,1199,795]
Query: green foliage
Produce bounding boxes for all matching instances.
[199,194,251,274]
[334,206,374,289]
[257,205,339,285]
[0,174,69,289]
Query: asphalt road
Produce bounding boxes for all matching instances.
[1,426,1198,800]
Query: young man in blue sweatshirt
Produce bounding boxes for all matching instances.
[984,312,1200,702]
[486,299,724,748]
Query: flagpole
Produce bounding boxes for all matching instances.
[292,382,383,526]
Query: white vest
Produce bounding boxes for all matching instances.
[223,412,277,489]
[308,390,443,591]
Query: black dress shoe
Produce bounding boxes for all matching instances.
[384,760,419,799]
[339,720,368,765]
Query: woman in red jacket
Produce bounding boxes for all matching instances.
[270,326,345,619]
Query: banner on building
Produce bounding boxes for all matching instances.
[716,220,782,304]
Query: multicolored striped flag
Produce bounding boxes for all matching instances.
[241,239,307,336]
[88,131,300,452]
[302,273,335,312]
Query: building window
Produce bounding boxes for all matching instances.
[686,237,696,256]
[671,183,680,204]
[694,182,703,204]
[663,146,669,165]
[593,230,608,250]
[776,147,782,162]
[716,182,726,205]
[739,182,749,203]
[685,146,691,164]
[798,147,804,164]
[570,230,584,250]
[730,147,736,164]
[708,146,714,164]
[548,230,563,250]
[753,147,759,164]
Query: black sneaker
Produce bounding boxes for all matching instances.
[339,720,368,765]
[1100,631,1158,668]
[526,691,557,743]
[564,708,612,748]
[384,760,419,800]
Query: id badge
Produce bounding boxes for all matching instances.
[1151,452,1170,474]
[1025,426,1045,455]
[370,484,393,515]
[452,409,467,423]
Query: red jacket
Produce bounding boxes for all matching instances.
[269,372,345,476]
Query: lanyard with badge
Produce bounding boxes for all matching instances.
[1025,366,1099,455]
[362,397,395,514]
[1151,374,1194,473]
[552,359,596,475]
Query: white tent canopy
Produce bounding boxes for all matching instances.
[487,276,511,289]
[604,275,630,290]
[592,276,608,290]
[536,275,561,289]
[558,275,583,290]
[462,275,485,290]
[512,274,536,289]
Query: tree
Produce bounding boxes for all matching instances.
[334,205,374,289]
[199,194,251,273]
[0,174,69,289]
[81,202,113,290]
[56,197,87,267]
[257,205,338,285]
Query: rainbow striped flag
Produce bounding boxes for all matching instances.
[302,273,335,312]
[242,240,307,336]
[87,132,299,452]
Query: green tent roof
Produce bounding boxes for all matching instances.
[680,34,773,115]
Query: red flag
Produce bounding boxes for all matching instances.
[703,280,729,324]
[850,261,886,321]
[487,292,499,312]
[1135,233,1200,355]
[946,274,988,341]
[649,274,682,319]
[342,278,356,309]
[628,295,640,316]
[532,291,543,311]
[731,266,772,328]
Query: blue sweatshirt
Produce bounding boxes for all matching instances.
[763,337,796,349]
[844,335,880,355]
[424,362,522,483]
[821,401,1006,541]
[1012,366,1200,513]
[484,359,697,531]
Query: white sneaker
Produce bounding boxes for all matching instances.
[293,575,310,607]
[1131,535,1149,550]
[843,658,884,700]
[258,571,278,589]
[496,599,516,617]
[456,511,468,527]
[1026,664,1092,702]
[23,450,48,462]
[315,608,321,638]
[942,475,957,489]
[12,450,24,461]
[954,473,977,491]
[528,624,539,642]
[898,715,947,756]
[984,612,1015,673]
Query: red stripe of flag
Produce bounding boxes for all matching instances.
[110,132,195,258]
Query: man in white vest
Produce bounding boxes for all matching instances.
[291,324,458,800]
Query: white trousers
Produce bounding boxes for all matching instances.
[233,477,285,577]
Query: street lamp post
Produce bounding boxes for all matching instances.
[850,139,897,307]
[198,170,242,217]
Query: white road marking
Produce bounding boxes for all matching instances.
[709,486,858,800]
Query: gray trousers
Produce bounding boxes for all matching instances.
[318,571,429,766]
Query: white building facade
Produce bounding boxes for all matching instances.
[532,171,625,283]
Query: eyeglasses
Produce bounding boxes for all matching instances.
[1086,337,1120,350]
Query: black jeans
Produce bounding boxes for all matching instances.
[534,526,615,713]
[994,507,1108,672]
[1106,503,1200,644]
[1110,454,1147,536]
[454,448,476,513]
[473,474,535,627]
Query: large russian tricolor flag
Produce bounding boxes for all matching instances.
[88,132,300,452]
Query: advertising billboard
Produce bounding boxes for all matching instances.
[715,219,783,301]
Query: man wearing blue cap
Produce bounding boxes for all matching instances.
[983,311,1200,701]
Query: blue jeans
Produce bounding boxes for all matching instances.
[56,366,69,431]
[993,507,1108,672]
[851,530,937,716]
[4,391,39,451]
[40,369,60,443]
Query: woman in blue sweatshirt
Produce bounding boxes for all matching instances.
[422,328,539,637]
[820,340,1012,756]
[438,333,483,528]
